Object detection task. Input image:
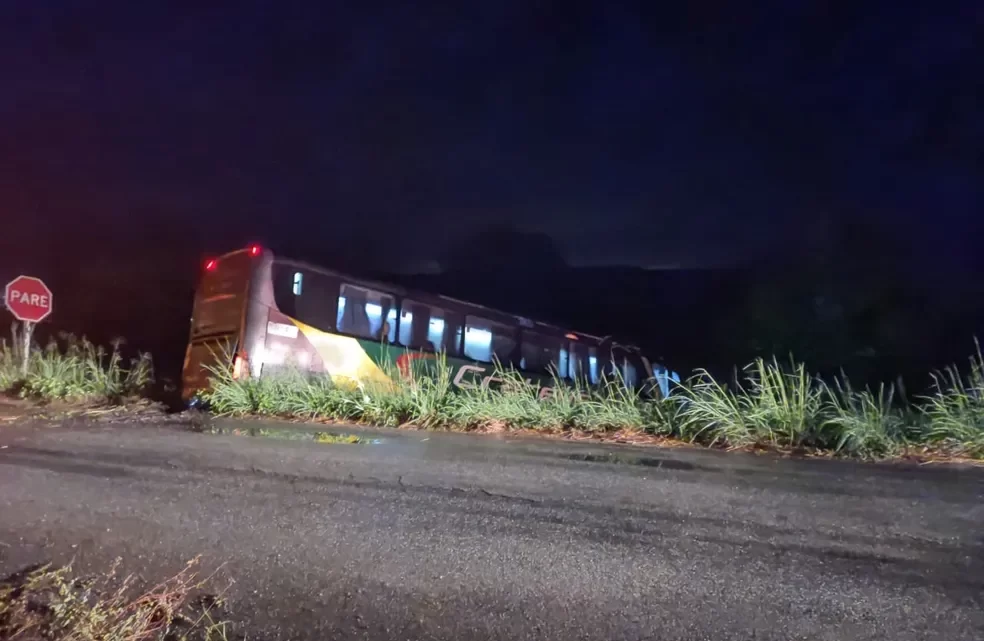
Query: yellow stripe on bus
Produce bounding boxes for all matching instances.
[290,319,394,389]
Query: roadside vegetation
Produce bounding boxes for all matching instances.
[203,352,670,435]
[0,329,154,404]
[5,322,980,462]
[202,345,984,461]
[0,557,230,641]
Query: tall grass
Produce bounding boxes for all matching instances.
[920,341,984,457]
[678,358,823,448]
[201,347,984,460]
[0,333,154,404]
[0,338,19,391]
[821,380,908,458]
[202,352,675,436]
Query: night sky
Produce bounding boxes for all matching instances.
[1,1,982,376]
[4,1,981,268]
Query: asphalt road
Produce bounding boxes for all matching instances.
[1,418,982,641]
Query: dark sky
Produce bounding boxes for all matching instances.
[1,1,982,275]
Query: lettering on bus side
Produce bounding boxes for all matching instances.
[452,364,487,389]
[448,362,584,399]
[452,364,529,391]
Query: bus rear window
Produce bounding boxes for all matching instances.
[191,253,252,339]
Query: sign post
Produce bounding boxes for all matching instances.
[14,321,32,375]
[4,276,53,375]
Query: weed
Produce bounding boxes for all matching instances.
[0,556,229,641]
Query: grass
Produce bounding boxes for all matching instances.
[202,352,678,438]
[821,380,908,458]
[0,331,154,405]
[2,321,975,463]
[0,557,229,641]
[201,345,984,461]
[920,341,984,457]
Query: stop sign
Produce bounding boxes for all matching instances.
[4,276,53,323]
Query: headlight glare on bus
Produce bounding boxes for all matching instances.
[232,355,245,379]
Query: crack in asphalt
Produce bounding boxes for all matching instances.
[478,488,540,504]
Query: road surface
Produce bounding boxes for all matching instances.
[1,418,982,640]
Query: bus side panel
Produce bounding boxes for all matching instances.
[254,308,325,377]
[240,309,603,400]
[248,310,399,388]
[353,338,567,396]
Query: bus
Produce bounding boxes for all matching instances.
[181,245,679,402]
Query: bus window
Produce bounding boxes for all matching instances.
[399,300,463,355]
[567,341,591,381]
[623,357,638,387]
[520,332,563,374]
[271,265,342,333]
[464,316,516,363]
[337,283,395,341]
[611,346,644,388]
[440,313,465,355]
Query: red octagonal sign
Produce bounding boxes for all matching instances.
[4,276,53,323]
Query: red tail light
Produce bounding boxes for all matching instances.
[248,244,261,257]
[204,259,217,271]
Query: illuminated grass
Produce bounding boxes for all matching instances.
[920,341,984,457]
[678,358,824,448]
[821,380,908,458]
[0,333,154,404]
[202,347,984,460]
[202,352,675,436]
